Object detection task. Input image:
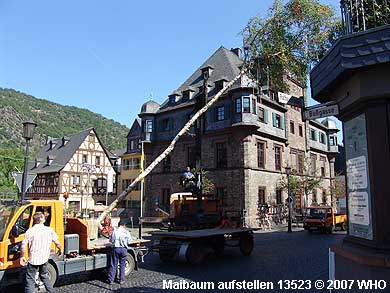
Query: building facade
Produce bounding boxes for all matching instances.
[26,128,117,213]
[117,119,143,213]
[138,46,339,227]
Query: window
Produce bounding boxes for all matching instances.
[122,179,131,191]
[235,98,242,113]
[252,98,256,114]
[182,91,190,100]
[329,136,336,146]
[162,155,171,172]
[45,175,55,186]
[216,106,225,121]
[310,154,317,176]
[257,142,265,168]
[71,175,81,186]
[322,191,327,204]
[13,206,33,235]
[146,120,153,133]
[161,118,170,131]
[290,121,295,134]
[258,187,266,204]
[320,156,326,177]
[297,153,304,174]
[258,107,265,122]
[93,177,107,195]
[187,147,196,169]
[130,140,134,150]
[88,134,95,143]
[36,206,52,226]
[216,142,227,168]
[122,159,130,170]
[272,113,283,129]
[243,97,250,113]
[82,154,87,164]
[274,145,282,171]
[310,129,317,141]
[276,189,282,204]
[319,133,326,144]
[162,188,171,207]
[299,125,303,137]
[313,190,318,204]
[95,156,100,167]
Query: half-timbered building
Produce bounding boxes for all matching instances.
[26,128,117,212]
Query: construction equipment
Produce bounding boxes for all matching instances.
[0,199,148,289]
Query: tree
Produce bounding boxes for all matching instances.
[0,149,24,198]
[278,158,322,210]
[243,0,341,92]
[329,173,346,209]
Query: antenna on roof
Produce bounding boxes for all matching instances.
[149,92,153,101]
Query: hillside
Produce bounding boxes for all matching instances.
[0,88,129,154]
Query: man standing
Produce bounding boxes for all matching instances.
[107,220,132,285]
[20,212,62,293]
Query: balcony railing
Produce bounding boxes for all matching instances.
[341,0,390,34]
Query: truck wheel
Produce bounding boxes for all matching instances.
[239,233,254,256]
[186,242,205,265]
[327,226,334,234]
[341,222,347,231]
[122,254,135,277]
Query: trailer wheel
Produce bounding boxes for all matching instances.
[341,222,347,231]
[122,254,135,277]
[239,233,254,256]
[186,242,205,265]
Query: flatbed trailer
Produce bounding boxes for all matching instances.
[150,228,255,264]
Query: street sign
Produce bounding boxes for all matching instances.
[303,103,339,120]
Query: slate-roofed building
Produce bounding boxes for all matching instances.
[138,46,340,227]
[26,128,117,212]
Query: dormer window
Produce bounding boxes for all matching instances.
[201,65,214,79]
[35,159,40,168]
[168,93,181,104]
[47,156,54,166]
[182,88,195,101]
[61,137,69,146]
[215,78,228,91]
[49,140,56,150]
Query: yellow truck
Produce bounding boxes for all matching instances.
[303,206,347,234]
[0,199,148,289]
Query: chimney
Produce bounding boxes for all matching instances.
[231,48,242,57]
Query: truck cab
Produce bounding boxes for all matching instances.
[303,206,347,234]
[0,200,64,285]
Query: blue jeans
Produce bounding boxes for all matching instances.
[25,262,54,293]
[107,247,127,282]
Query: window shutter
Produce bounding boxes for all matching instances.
[272,112,276,127]
[281,116,285,130]
[264,109,268,124]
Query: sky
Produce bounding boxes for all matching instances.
[0,0,341,134]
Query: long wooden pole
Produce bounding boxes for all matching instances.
[97,68,247,224]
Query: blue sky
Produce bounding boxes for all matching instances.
[0,0,341,132]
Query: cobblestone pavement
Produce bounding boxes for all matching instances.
[6,229,345,293]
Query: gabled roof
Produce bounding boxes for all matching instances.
[127,118,142,138]
[29,128,93,174]
[158,46,243,112]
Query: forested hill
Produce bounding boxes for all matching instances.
[0,87,129,153]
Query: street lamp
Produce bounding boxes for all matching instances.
[285,166,292,233]
[21,119,37,201]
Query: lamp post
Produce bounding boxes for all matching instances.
[285,166,292,233]
[21,119,37,201]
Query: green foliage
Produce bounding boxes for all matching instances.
[0,88,129,153]
[0,149,23,187]
[243,0,342,92]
